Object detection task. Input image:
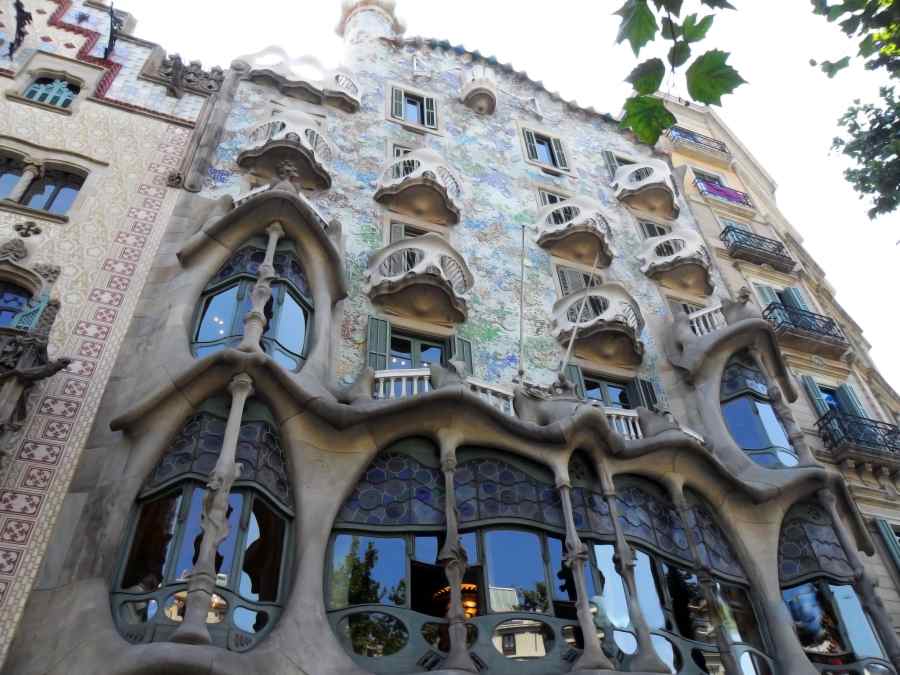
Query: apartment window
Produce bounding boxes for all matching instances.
[0,156,24,200]
[0,283,32,327]
[719,216,751,232]
[538,189,576,225]
[389,331,447,370]
[21,169,84,216]
[602,150,635,181]
[564,364,659,412]
[523,128,569,172]
[693,168,723,186]
[639,221,671,239]
[23,77,80,109]
[366,316,473,376]
[390,86,437,130]
[584,376,631,409]
[800,376,868,419]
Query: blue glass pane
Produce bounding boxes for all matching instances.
[634,550,665,630]
[783,582,847,657]
[485,530,549,613]
[414,536,438,564]
[755,401,793,451]
[607,384,629,409]
[24,181,56,211]
[460,531,477,563]
[820,388,841,412]
[233,607,269,634]
[270,346,299,371]
[419,344,444,367]
[0,170,21,199]
[329,534,407,608]
[722,397,769,450]
[389,336,413,370]
[548,536,596,603]
[535,137,554,165]
[404,96,423,123]
[48,185,79,215]
[214,493,244,587]
[173,488,206,581]
[196,286,240,343]
[239,497,285,602]
[830,584,884,659]
[593,544,630,629]
[272,289,306,355]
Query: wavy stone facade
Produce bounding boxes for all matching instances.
[0,2,899,675]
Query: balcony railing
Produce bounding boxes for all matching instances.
[762,303,847,344]
[638,227,712,295]
[695,179,753,210]
[720,226,794,272]
[687,305,726,337]
[668,126,729,155]
[816,409,900,456]
[372,370,643,439]
[375,148,463,225]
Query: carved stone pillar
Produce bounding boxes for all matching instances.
[600,469,669,673]
[437,446,476,672]
[558,482,614,671]
[238,222,284,352]
[818,488,900,670]
[171,373,254,645]
[7,162,41,203]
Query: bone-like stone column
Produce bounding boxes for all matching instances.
[558,480,614,671]
[170,373,254,645]
[238,222,284,352]
[437,440,476,672]
[818,488,900,670]
[600,467,669,673]
[7,162,42,203]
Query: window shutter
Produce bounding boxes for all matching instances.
[366,316,390,371]
[637,378,659,410]
[836,383,867,418]
[876,519,900,575]
[551,138,569,171]
[557,267,587,297]
[783,287,811,311]
[391,87,404,120]
[389,222,406,244]
[602,150,619,181]
[801,375,830,417]
[564,364,585,399]
[754,283,779,309]
[538,190,552,207]
[523,129,539,161]
[452,335,474,376]
[424,96,437,129]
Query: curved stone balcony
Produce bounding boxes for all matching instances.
[364,232,474,324]
[638,227,713,296]
[237,111,335,189]
[535,196,614,267]
[613,159,679,219]
[326,70,362,111]
[460,64,497,115]
[374,148,463,225]
[551,283,645,366]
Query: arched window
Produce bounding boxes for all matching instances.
[0,155,24,200]
[720,350,799,468]
[113,397,292,651]
[22,168,84,215]
[192,239,312,370]
[0,282,32,327]
[326,446,771,674]
[779,500,893,673]
[24,77,80,109]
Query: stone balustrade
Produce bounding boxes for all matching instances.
[612,159,679,219]
[364,232,473,324]
[686,305,727,337]
[535,196,614,267]
[374,148,463,225]
[638,227,713,296]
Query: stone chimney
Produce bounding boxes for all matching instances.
[336,0,405,43]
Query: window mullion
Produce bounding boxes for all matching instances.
[229,491,253,596]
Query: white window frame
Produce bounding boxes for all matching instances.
[691,166,727,186]
[717,215,753,233]
[386,82,441,134]
[518,123,573,175]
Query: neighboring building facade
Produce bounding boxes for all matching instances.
[0,2,899,675]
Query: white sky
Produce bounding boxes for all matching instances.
[116,0,900,392]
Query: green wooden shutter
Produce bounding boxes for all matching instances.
[876,519,900,575]
[638,378,659,410]
[389,222,406,244]
[801,375,830,417]
[783,287,811,311]
[523,129,538,161]
[367,316,390,370]
[557,266,587,297]
[836,383,867,418]
[391,87,404,120]
[564,364,585,399]
[452,335,473,376]
[602,150,619,181]
[424,96,437,129]
[552,138,569,171]
[754,283,779,309]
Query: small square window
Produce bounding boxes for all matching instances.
[523,128,570,172]
[390,86,438,130]
[694,169,723,186]
[404,94,424,125]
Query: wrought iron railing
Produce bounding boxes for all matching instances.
[695,178,753,208]
[816,409,900,455]
[668,126,729,154]
[762,303,847,343]
[720,226,792,262]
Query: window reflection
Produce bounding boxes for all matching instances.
[593,544,630,629]
[485,530,548,613]
[783,582,848,660]
[329,534,407,609]
[240,498,285,602]
[0,283,31,327]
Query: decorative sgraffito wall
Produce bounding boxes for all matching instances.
[199,31,727,412]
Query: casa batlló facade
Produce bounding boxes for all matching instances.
[0,1,899,674]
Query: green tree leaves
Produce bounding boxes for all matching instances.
[686,50,747,104]
[616,0,659,55]
[627,58,666,94]
[682,13,715,42]
[620,95,677,144]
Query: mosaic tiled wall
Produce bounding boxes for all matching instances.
[0,0,201,660]
[201,30,727,402]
